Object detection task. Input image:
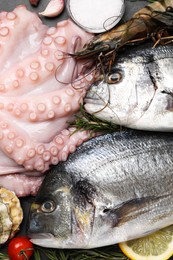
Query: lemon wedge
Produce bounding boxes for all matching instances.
[119,225,173,260]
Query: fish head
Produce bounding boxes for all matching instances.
[27,172,72,248]
[27,167,96,248]
[84,52,156,128]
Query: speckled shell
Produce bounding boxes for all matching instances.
[0,187,23,244]
[0,201,12,244]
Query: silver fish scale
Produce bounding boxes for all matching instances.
[63,130,173,202]
[117,43,173,64]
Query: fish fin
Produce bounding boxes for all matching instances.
[103,196,161,227]
[161,90,173,111]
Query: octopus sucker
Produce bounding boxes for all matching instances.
[6,12,17,21]
[0,27,10,37]
[30,61,40,70]
[55,36,66,45]
[47,27,57,36]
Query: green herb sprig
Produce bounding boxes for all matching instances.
[70,105,120,134]
[33,245,129,260]
[0,253,8,260]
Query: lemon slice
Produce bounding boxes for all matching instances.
[119,225,173,260]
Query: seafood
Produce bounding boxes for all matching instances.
[74,0,173,59]
[28,130,173,249]
[0,187,23,245]
[85,42,173,131]
[0,6,94,197]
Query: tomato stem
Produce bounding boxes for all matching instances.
[19,248,34,260]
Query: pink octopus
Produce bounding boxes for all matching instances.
[0,6,94,196]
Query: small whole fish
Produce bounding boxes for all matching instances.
[28,130,173,249]
[85,43,173,131]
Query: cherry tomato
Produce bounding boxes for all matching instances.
[8,236,34,260]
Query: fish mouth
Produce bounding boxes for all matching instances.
[28,232,56,247]
[85,79,109,108]
[28,232,54,240]
[84,96,105,105]
[84,87,108,106]
[84,92,109,114]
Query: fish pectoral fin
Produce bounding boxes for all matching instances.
[161,90,173,111]
[104,196,157,227]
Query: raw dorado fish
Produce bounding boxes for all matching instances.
[85,43,173,131]
[28,130,173,248]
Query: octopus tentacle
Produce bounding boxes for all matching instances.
[0,6,47,74]
[1,73,93,171]
[0,174,44,197]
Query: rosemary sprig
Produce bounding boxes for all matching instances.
[33,245,129,260]
[35,247,59,260]
[0,253,9,260]
[34,248,41,260]
[70,105,120,133]
[66,246,129,260]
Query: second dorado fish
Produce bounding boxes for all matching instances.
[85,43,173,131]
[28,130,173,248]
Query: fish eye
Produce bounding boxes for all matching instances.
[41,200,56,213]
[107,72,122,84]
[166,6,173,12]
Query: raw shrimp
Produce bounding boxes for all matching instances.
[74,0,173,60]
